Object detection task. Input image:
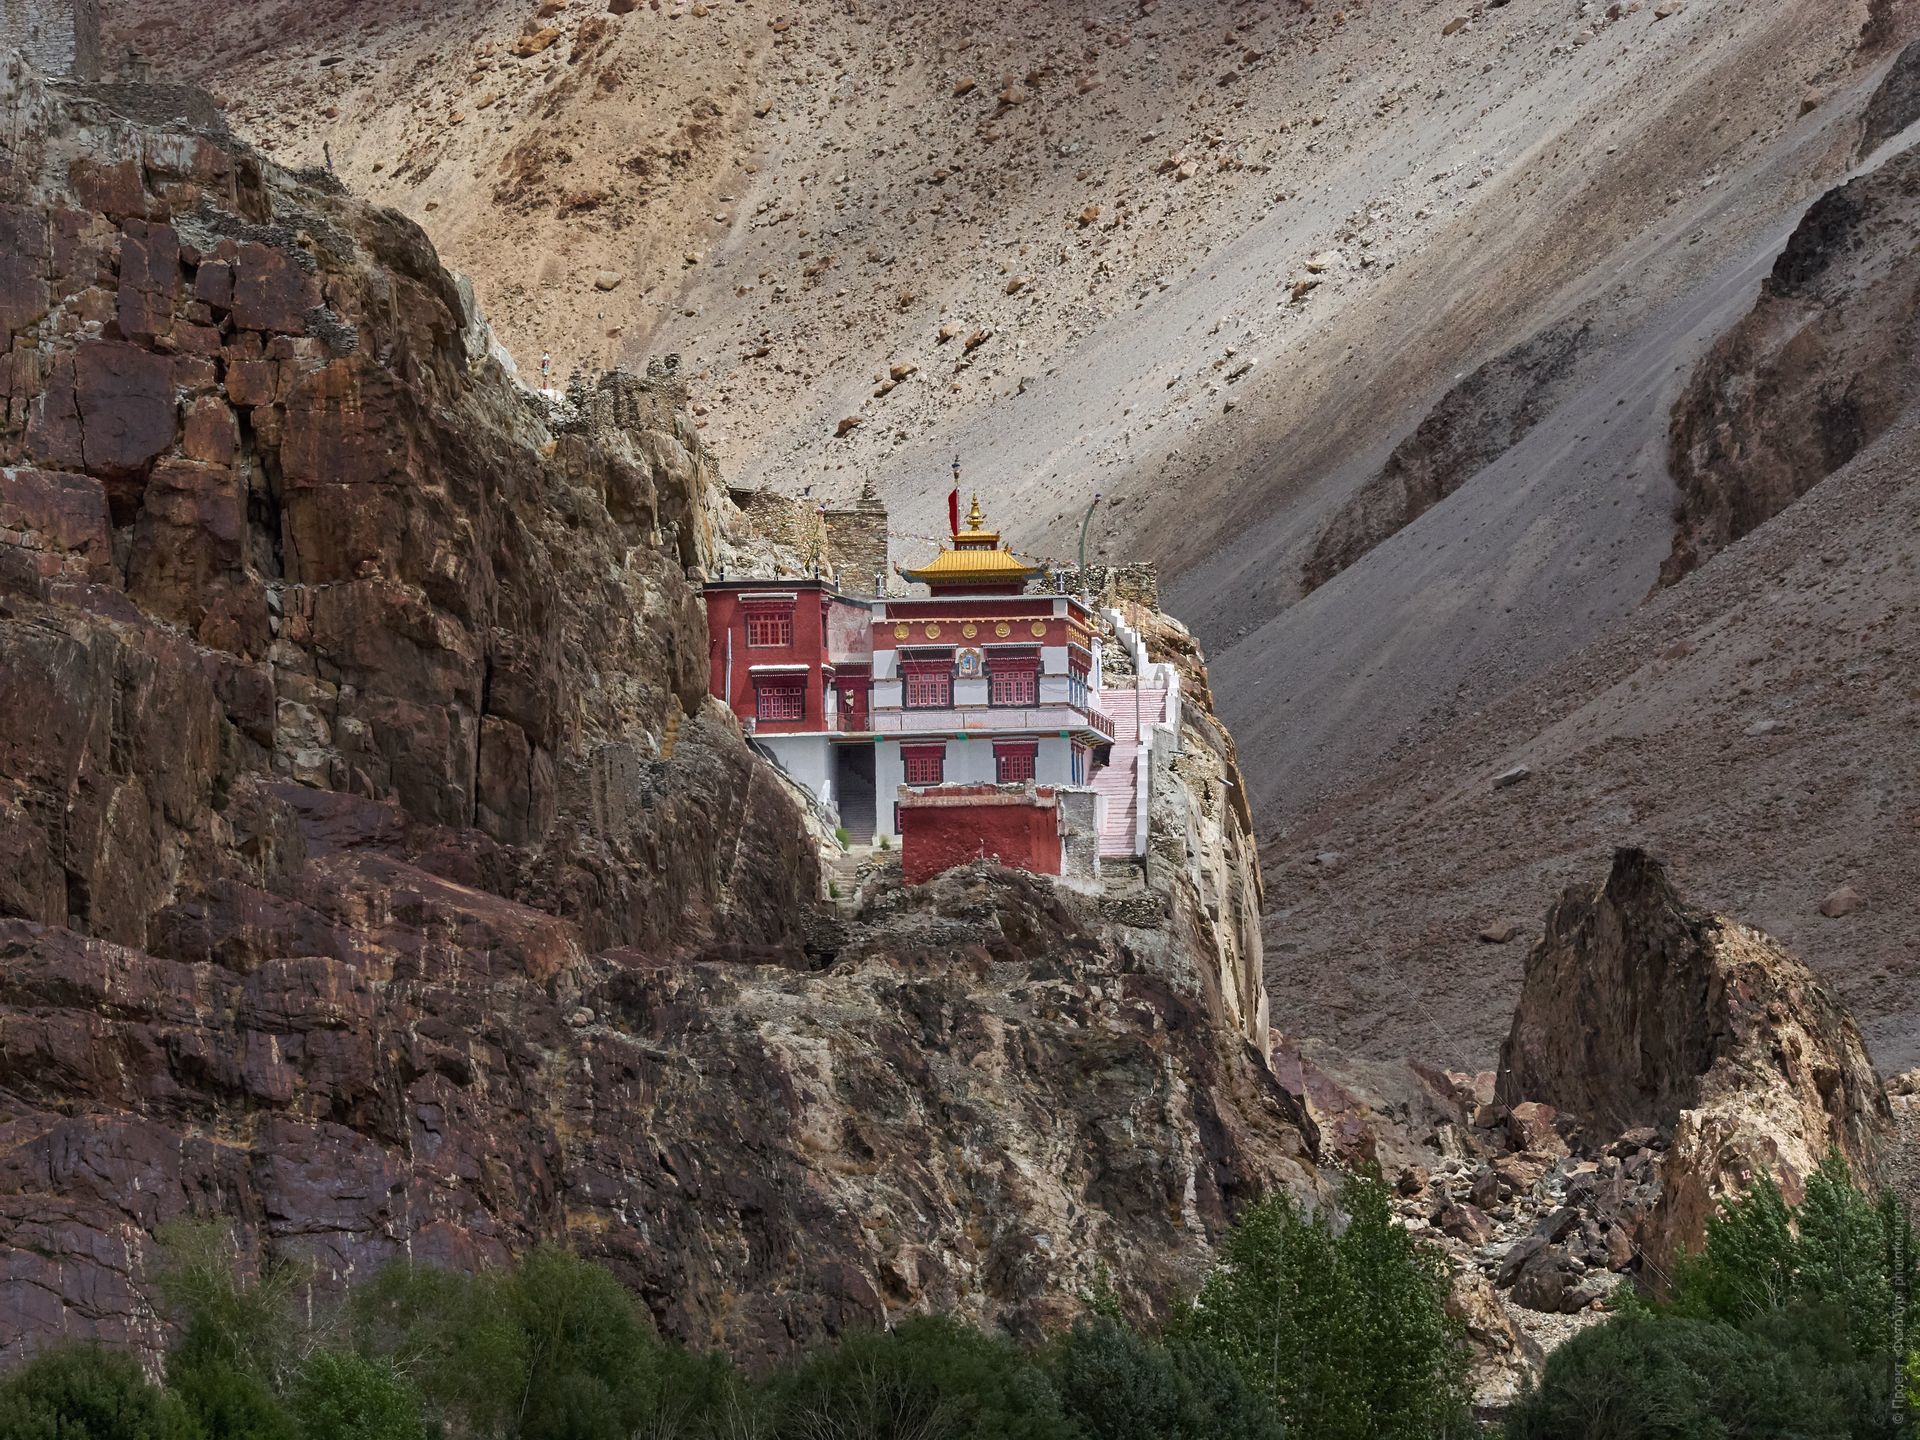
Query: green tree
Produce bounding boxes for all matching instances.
[1174,1171,1469,1439]
[1669,1152,1919,1361]
[0,1343,197,1440]
[151,1218,307,1388]
[1519,1154,1915,1440]
[348,1261,528,1435]
[1670,1176,1802,1325]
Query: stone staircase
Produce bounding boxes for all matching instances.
[828,845,865,907]
[837,790,876,845]
[1093,685,1166,859]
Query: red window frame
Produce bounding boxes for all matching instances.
[902,656,953,710]
[989,668,1037,707]
[755,680,805,722]
[744,608,794,648]
[988,649,1040,708]
[995,741,1038,784]
[902,745,945,786]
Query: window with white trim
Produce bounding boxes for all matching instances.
[755,681,804,722]
[902,655,953,709]
[745,609,794,647]
[995,742,1037,784]
[988,649,1040,707]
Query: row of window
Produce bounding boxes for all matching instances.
[903,742,1036,786]
[756,672,1065,719]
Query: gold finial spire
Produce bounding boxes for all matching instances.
[966,493,985,531]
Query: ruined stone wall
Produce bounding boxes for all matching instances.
[1046,562,1160,609]
[824,488,889,595]
[727,486,828,571]
[1,0,99,80]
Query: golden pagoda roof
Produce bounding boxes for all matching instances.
[900,493,1042,588]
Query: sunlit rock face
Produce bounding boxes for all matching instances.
[0,59,1309,1369]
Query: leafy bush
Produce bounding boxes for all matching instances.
[347,1246,753,1440]
[1504,1309,1870,1440]
[1047,1316,1283,1440]
[169,1364,296,1440]
[767,1314,1076,1440]
[0,1343,197,1440]
[1513,1152,1914,1440]
[288,1350,423,1440]
[1174,1170,1471,1440]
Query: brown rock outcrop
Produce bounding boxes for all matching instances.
[0,58,1311,1367]
[1662,145,1920,584]
[1856,38,1920,160]
[1497,849,1891,1278]
[1302,318,1590,594]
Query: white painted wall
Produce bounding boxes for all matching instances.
[876,740,905,838]
[873,734,1084,841]
[760,733,834,808]
[1035,735,1074,784]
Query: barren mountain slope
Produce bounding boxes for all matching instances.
[1263,396,1920,1075]
[98,0,1920,1077]
[1258,121,1920,1075]
[108,0,1904,559]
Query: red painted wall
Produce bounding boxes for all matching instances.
[900,790,1063,884]
[705,582,876,733]
[705,584,830,732]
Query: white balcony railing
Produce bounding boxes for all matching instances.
[871,703,1113,738]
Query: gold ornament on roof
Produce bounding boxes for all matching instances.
[898,492,1043,590]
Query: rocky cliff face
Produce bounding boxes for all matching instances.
[0,61,1310,1367]
[1498,849,1891,1276]
[1662,141,1920,584]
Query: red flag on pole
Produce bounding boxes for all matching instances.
[948,455,961,536]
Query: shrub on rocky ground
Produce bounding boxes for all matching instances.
[1507,1152,1915,1440]
[0,1194,1485,1440]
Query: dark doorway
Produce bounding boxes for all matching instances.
[834,744,877,842]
